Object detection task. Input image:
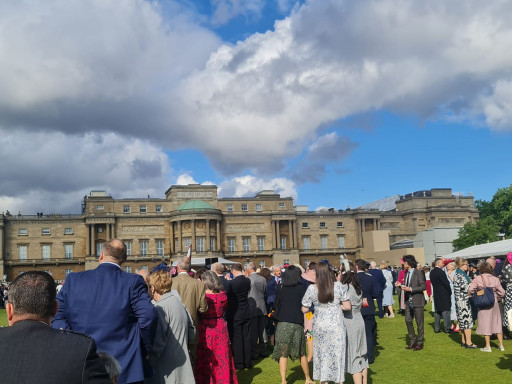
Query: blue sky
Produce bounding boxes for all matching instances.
[0,0,511,213]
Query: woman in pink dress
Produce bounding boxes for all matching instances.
[194,270,238,384]
[468,261,506,352]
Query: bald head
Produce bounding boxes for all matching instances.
[101,239,127,265]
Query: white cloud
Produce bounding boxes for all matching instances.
[0,129,172,213]
[476,80,512,130]
[176,174,199,185]
[218,175,297,199]
[210,0,266,25]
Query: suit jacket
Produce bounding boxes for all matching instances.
[266,276,279,305]
[429,267,452,311]
[357,271,379,316]
[228,275,251,321]
[368,268,386,293]
[171,273,208,333]
[218,274,231,294]
[248,272,267,316]
[404,268,427,308]
[52,263,158,384]
[0,320,111,384]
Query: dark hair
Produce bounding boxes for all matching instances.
[9,271,56,319]
[231,263,243,272]
[316,262,335,304]
[307,262,317,271]
[194,268,207,280]
[403,255,417,269]
[355,259,367,272]
[341,269,362,296]
[201,270,224,293]
[259,267,272,281]
[282,265,302,287]
[103,239,127,263]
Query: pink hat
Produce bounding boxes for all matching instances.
[507,252,512,265]
[301,269,316,283]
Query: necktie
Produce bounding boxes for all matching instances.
[405,271,410,287]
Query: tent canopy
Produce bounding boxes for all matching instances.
[444,238,512,260]
[171,257,237,267]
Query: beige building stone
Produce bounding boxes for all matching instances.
[0,186,478,281]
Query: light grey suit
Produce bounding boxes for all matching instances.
[248,272,267,358]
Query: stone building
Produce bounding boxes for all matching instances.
[0,185,478,281]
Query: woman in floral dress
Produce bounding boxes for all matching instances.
[194,270,238,384]
[453,258,475,348]
[302,262,351,384]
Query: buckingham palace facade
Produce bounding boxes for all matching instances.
[0,185,479,281]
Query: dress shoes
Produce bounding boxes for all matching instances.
[405,343,416,350]
[413,344,423,351]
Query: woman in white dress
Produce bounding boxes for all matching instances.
[302,262,351,384]
[379,262,395,318]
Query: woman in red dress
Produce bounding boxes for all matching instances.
[194,270,238,384]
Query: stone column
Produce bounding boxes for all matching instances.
[106,223,111,240]
[191,220,196,253]
[271,221,276,249]
[86,224,91,256]
[178,221,182,254]
[293,220,298,250]
[288,220,293,249]
[91,224,96,256]
[170,222,175,254]
[275,220,280,249]
[216,221,220,252]
[373,219,377,231]
[206,219,211,252]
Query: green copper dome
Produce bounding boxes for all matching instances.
[177,200,215,211]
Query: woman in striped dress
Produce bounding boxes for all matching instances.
[453,258,475,348]
[502,253,512,331]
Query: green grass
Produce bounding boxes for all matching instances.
[238,302,512,384]
[2,306,511,383]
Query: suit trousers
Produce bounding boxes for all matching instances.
[377,293,384,318]
[363,315,377,364]
[434,310,451,332]
[250,315,267,358]
[232,318,252,369]
[405,306,424,346]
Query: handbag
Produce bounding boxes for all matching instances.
[471,276,495,309]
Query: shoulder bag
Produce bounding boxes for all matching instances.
[471,275,495,309]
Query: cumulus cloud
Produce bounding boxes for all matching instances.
[218,175,297,199]
[0,129,172,213]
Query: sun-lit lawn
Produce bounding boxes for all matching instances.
[2,304,511,383]
[237,302,512,384]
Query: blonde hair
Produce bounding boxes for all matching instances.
[148,270,172,295]
[379,262,388,270]
[455,257,468,268]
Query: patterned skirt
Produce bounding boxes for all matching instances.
[455,298,473,330]
[503,285,512,328]
[272,322,307,361]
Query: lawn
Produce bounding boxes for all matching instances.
[2,305,511,383]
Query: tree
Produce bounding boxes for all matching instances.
[452,217,500,251]
[490,185,512,236]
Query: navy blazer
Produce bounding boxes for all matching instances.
[368,268,386,293]
[52,263,158,384]
[228,275,251,321]
[357,271,379,316]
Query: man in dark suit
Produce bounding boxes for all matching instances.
[52,239,157,384]
[228,263,252,370]
[0,271,110,384]
[212,262,231,293]
[355,259,379,364]
[368,261,386,318]
[247,262,268,359]
[396,254,426,350]
[430,258,453,333]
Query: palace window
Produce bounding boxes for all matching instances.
[321,236,328,250]
[196,237,205,253]
[256,204,262,212]
[96,205,104,210]
[65,269,72,277]
[279,202,285,208]
[304,259,310,268]
[280,236,286,251]
[337,221,343,228]
[156,204,163,213]
[156,240,164,256]
[123,205,130,213]
[19,245,27,261]
[65,244,73,259]
[227,204,233,212]
[228,238,235,253]
[302,222,309,229]
[124,241,131,256]
[319,222,326,229]
[210,237,216,252]
[96,242,104,257]
[124,266,132,273]
[140,240,148,256]
[18,228,27,235]
[243,238,250,252]
[64,227,73,235]
[42,245,51,260]
[303,237,310,250]
[257,237,264,251]
[338,236,345,249]
[139,205,147,213]
[241,204,248,212]
[42,228,51,235]
[184,238,192,250]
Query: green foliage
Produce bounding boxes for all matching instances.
[452,217,500,251]
[492,185,512,236]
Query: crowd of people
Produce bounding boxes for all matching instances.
[1,238,512,384]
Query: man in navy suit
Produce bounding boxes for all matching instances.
[52,239,158,384]
[356,259,379,364]
[368,261,386,318]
